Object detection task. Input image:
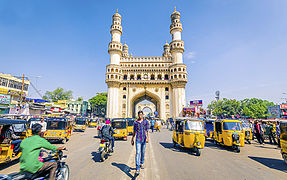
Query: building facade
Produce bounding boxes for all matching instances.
[66,100,91,116]
[0,73,30,114]
[106,9,187,120]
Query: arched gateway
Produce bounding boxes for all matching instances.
[106,9,187,120]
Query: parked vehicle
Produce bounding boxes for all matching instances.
[172,118,205,156]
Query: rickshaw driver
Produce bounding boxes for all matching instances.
[100,120,115,152]
[0,125,22,155]
[20,123,65,180]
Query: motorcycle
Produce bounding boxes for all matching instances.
[0,149,69,180]
[99,139,112,162]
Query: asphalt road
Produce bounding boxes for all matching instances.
[0,127,286,180]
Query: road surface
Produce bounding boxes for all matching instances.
[0,127,286,179]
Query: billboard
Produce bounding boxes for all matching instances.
[190,100,203,106]
[280,104,287,109]
[267,105,281,118]
[0,94,11,105]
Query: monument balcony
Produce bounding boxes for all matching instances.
[108,42,123,53]
[170,40,184,53]
[120,79,170,84]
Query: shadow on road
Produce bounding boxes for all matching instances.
[248,156,287,172]
[111,162,137,179]
[159,142,199,156]
[91,151,108,163]
[205,141,239,152]
[254,145,279,150]
[0,159,19,171]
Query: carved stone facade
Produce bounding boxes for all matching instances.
[106,9,187,120]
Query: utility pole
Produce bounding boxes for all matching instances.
[19,74,25,115]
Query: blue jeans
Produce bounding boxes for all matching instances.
[135,141,146,170]
[11,140,22,153]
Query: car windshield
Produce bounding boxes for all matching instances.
[185,121,204,131]
[112,121,126,129]
[223,122,242,131]
[127,119,135,126]
[47,120,66,130]
[75,120,86,125]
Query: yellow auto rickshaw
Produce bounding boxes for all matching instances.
[204,119,215,139]
[73,118,87,132]
[213,119,244,152]
[280,120,287,164]
[172,118,205,156]
[89,119,98,128]
[154,118,162,132]
[44,117,72,143]
[126,118,135,135]
[111,118,128,141]
[242,120,253,144]
[27,117,46,137]
[0,118,27,164]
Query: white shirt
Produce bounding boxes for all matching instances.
[39,121,47,132]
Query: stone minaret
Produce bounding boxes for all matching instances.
[106,10,123,118]
[170,7,187,118]
[122,42,129,57]
[163,41,171,57]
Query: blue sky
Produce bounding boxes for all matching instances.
[0,0,287,106]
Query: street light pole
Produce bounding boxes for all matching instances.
[19,74,25,114]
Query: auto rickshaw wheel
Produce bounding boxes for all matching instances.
[247,139,251,144]
[235,146,240,153]
[172,140,176,148]
[283,153,287,164]
[194,147,200,156]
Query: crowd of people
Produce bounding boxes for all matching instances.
[253,120,281,147]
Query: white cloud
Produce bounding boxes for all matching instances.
[185,51,195,59]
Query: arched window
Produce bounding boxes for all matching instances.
[130,75,134,80]
[165,95,169,100]
[123,95,126,99]
[165,87,169,91]
[137,75,141,80]
[178,68,181,71]
[151,74,155,80]
[157,74,162,80]
[123,75,127,80]
[123,87,127,90]
[164,74,169,80]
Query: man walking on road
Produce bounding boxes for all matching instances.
[131,111,149,174]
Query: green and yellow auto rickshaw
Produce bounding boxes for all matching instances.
[44,117,72,143]
[126,118,135,135]
[0,118,27,164]
[242,120,253,144]
[73,118,88,132]
[172,118,205,156]
[280,120,287,164]
[213,119,245,152]
[111,118,128,140]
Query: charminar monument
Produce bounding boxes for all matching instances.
[106,8,187,120]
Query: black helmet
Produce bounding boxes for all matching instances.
[32,123,42,135]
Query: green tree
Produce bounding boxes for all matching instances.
[43,87,73,102]
[89,93,107,116]
[77,97,83,101]
[207,98,275,119]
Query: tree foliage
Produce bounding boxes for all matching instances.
[43,87,73,102]
[89,93,107,116]
[207,98,275,119]
[77,97,83,102]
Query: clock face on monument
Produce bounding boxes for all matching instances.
[144,74,148,79]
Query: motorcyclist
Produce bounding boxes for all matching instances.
[100,120,115,152]
[20,123,65,180]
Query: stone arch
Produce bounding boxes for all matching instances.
[130,90,161,118]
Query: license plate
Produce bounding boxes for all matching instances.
[100,144,105,147]
[50,133,56,135]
